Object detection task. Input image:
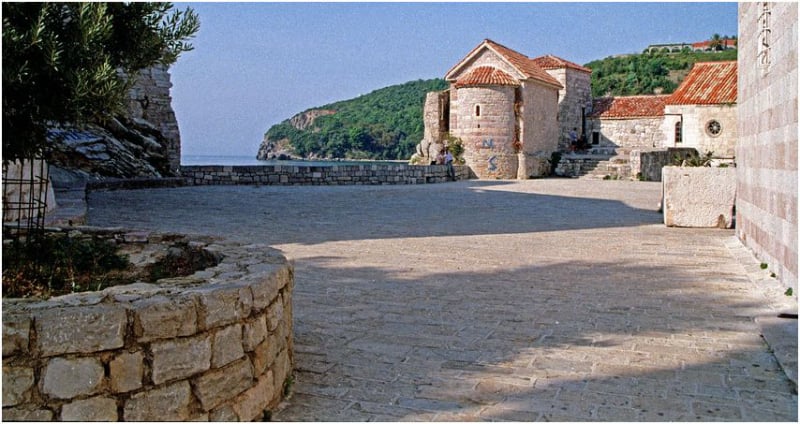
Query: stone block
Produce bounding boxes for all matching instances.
[123,381,192,421]
[243,315,268,352]
[191,284,253,330]
[210,405,238,422]
[251,337,277,376]
[133,295,197,342]
[272,349,292,396]
[2,314,30,357]
[1,407,54,421]
[35,304,126,356]
[233,371,275,421]
[191,358,253,411]
[41,357,104,399]
[266,295,285,332]
[662,166,736,228]
[150,334,211,385]
[61,396,118,421]
[212,323,244,368]
[110,351,144,393]
[2,366,34,406]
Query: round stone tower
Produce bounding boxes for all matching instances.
[451,66,519,179]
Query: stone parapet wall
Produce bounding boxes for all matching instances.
[2,229,294,421]
[181,164,471,186]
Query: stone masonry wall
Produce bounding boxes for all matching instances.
[126,65,182,174]
[588,117,667,151]
[736,2,798,289]
[663,104,738,158]
[452,86,518,179]
[181,163,471,186]
[2,230,294,421]
[546,68,593,150]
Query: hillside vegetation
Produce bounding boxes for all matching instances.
[586,49,737,97]
[260,49,737,160]
[261,79,448,160]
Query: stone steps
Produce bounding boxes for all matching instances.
[555,153,631,179]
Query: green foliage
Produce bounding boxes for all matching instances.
[673,151,714,167]
[2,2,200,162]
[2,234,131,298]
[585,49,737,97]
[761,263,769,269]
[445,134,465,164]
[785,288,793,297]
[264,79,449,160]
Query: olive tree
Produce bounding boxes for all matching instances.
[2,2,200,162]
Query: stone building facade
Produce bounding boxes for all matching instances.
[532,56,594,151]
[414,39,565,179]
[587,95,669,151]
[661,61,738,159]
[736,2,798,289]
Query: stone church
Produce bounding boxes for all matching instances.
[415,38,738,180]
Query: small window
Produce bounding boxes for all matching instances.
[706,120,722,137]
[675,121,682,143]
[592,132,600,145]
[475,105,481,117]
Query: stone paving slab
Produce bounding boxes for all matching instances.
[86,179,798,421]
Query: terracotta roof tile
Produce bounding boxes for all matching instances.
[667,61,737,105]
[588,95,668,119]
[454,66,520,88]
[445,39,563,89]
[531,54,592,73]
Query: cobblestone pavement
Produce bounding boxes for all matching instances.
[88,179,798,421]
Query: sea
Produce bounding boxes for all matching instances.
[181,155,406,167]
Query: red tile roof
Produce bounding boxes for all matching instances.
[454,66,520,88]
[692,39,737,49]
[666,61,737,105]
[445,39,563,89]
[531,54,592,74]
[588,95,668,119]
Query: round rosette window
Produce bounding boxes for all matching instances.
[706,119,722,137]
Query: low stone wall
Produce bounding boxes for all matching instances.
[2,228,294,421]
[181,163,471,186]
[632,148,698,181]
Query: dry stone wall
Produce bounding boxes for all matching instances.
[2,229,294,421]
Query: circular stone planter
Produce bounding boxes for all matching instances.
[2,227,294,421]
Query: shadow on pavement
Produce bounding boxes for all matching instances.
[276,257,798,421]
[87,180,663,245]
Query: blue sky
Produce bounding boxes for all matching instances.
[171,2,739,157]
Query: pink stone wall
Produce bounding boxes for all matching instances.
[736,2,798,289]
[452,86,518,179]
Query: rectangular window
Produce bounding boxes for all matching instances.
[592,132,600,145]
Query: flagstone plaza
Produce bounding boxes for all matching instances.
[87,179,797,421]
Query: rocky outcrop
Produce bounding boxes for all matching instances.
[256,109,335,160]
[289,109,335,131]
[45,65,181,184]
[255,138,299,161]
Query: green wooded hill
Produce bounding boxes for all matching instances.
[586,49,737,97]
[262,79,448,160]
[262,50,737,160]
